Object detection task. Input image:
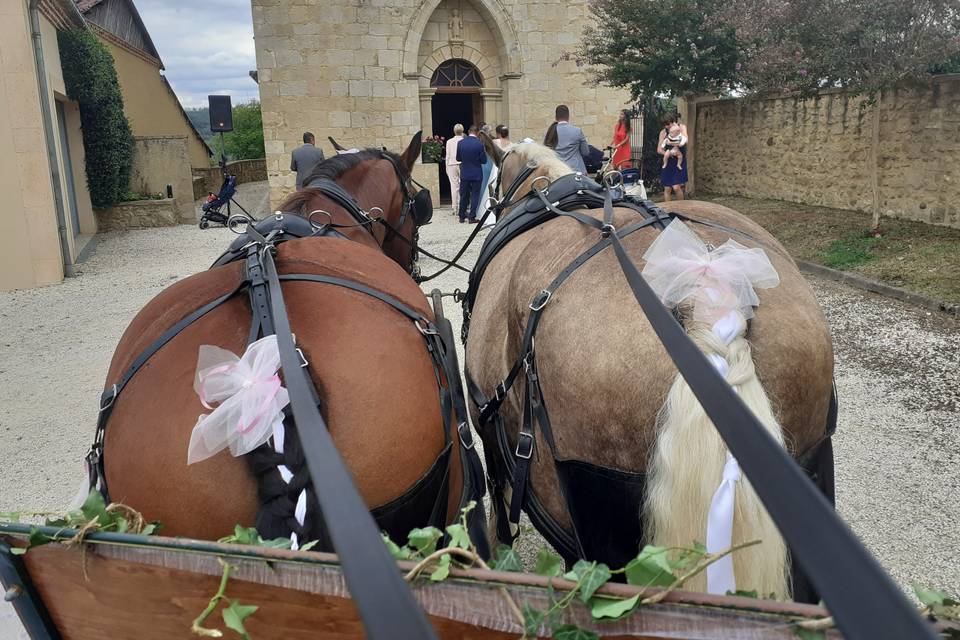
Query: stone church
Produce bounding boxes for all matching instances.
[252,0,630,205]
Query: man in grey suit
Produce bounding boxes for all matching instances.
[552,105,589,175]
[290,132,325,189]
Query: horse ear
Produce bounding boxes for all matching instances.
[399,131,422,172]
[328,136,346,152]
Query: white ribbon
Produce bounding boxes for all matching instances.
[707,451,741,594]
[187,336,290,465]
[701,311,742,595]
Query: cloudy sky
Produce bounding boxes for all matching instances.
[135,0,259,109]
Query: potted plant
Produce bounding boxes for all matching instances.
[421,134,445,163]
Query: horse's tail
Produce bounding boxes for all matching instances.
[644,316,790,599]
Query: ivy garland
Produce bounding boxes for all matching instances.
[57,28,134,208]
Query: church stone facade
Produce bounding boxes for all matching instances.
[252,0,629,206]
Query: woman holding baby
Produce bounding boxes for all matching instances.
[658,112,688,201]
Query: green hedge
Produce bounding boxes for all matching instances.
[57,29,133,208]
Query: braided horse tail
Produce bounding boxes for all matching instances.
[247,410,325,548]
[643,315,791,599]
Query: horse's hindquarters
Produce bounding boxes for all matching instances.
[103,238,453,543]
[466,201,834,589]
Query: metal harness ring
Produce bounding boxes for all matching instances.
[531,175,551,195]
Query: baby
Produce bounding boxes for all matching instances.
[660,124,687,170]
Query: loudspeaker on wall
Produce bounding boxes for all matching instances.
[208,95,233,132]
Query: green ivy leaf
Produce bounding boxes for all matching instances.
[915,586,958,608]
[0,512,21,523]
[223,525,261,546]
[489,544,523,572]
[79,490,108,523]
[25,526,56,552]
[793,627,826,640]
[222,601,258,638]
[571,561,612,603]
[589,593,640,620]
[140,524,158,536]
[624,546,675,588]
[259,538,295,549]
[382,534,412,560]
[522,603,545,636]
[445,523,471,550]
[552,623,599,640]
[299,540,319,552]
[429,554,451,582]
[9,548,26,556]
[408,527,443,556]
[534,548,564,577]
[670,545,706,572]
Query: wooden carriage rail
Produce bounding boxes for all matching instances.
[0,525,869,639]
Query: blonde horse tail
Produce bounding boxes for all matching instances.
[644,316,791,599]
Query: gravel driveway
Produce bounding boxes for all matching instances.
[1,192,956,634]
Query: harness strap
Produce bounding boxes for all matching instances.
[300,177,373,227]
[259,247,437,639]
[246,247,275,336]
[476,216,664,426]
[415,216,488,282]
[86,282,247,495]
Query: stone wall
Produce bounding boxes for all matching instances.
[693,75,960,228]
[128,136,195,223]
[193,158,268,200]
[94,199,178,232]
[252,0,631,209]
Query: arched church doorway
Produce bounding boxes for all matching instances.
[431,59,483,203]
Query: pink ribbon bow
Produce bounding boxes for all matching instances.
[641,219,780,322]
[187,335,290,465]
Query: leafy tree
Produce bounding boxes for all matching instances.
[718,0,960,96]
[581,0,960,99]
[210,101,265,162]
[580,0,741,100]
[57,29,133,207]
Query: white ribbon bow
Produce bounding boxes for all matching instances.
[642,219,780,323]
[187,335,290,465]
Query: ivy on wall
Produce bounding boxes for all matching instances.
[57,29,134,208]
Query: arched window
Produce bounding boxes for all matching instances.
[430,59,483,88]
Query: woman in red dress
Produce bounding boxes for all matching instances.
[609,109,632,169]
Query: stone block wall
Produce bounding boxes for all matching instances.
[193,158,268,199]
[693,75,960,228]
[252,0,631,210]
[129,136,195,223]
[94,199,178,232]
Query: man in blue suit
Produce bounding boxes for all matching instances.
[455,125,486,223]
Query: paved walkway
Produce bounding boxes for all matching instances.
[1,197,957,635]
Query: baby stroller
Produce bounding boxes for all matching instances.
[199,174,256,230]
[594,147,648,200]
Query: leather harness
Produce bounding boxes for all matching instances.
[85,170,484,640]
[460,169,932,638]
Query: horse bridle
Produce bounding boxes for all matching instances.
[302,152,426,275]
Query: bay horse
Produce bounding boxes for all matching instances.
[464,142,835,599]
[87,133,483,550]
